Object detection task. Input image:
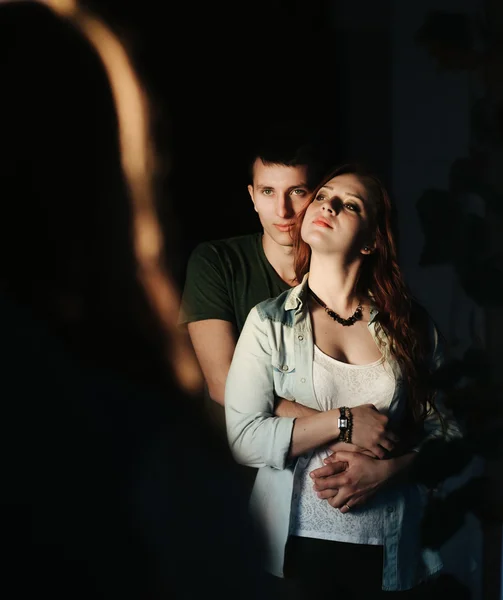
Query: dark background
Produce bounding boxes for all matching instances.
[82,0,393,287]
[2,1,499,598]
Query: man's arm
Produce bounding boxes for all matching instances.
[187,319,236,406]
[187,318,317,417]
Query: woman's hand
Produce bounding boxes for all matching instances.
[349,404,399,459]
[311,451,389,511]
[310,450,417,512]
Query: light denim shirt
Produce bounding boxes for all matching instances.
[225,274,461,591]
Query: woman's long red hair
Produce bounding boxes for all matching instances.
[293,163,444,437]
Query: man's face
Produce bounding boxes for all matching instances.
[248,158,310,248]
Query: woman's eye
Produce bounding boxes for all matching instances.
[315,194,325,202]
[345,203,358,212]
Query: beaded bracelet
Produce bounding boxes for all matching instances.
[344,407,353,444]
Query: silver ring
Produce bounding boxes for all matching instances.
[344,503,351,511]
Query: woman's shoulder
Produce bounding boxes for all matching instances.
[253,283,303,322]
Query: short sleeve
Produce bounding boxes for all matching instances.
[178,242,235,326]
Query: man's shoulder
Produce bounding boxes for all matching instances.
[190,232,261,260]
[181,232,265,327]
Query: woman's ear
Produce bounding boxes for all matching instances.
[361,242,375,255]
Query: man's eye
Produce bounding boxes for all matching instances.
[262,189,273,196]
[291,189,307,196]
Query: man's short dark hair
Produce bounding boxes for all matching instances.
[246,123,336,189]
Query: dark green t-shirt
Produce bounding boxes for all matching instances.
[179,233,292,491]
[180,232,292,334]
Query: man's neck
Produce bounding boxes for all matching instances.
[261,233,297,286]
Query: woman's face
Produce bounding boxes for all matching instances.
[300,173,377,259]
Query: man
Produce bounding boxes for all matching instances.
[179,127,331,437]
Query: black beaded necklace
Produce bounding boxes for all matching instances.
[308,287,363,326]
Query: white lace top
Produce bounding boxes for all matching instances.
[290,345,396,545]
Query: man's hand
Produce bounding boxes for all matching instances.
[326,440,378,458]
[310,451,417,513]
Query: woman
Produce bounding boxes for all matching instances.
[225,163,461,598]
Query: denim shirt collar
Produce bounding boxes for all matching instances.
[285,272,379,325]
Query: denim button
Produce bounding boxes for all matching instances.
[300,377,306,383]
[387,506,394,513]
[298,335,304,341]
[282,365,289,371]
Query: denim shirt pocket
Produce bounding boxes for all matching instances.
[272,352,296,401]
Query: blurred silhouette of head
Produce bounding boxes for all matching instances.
[0,0,201,393]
